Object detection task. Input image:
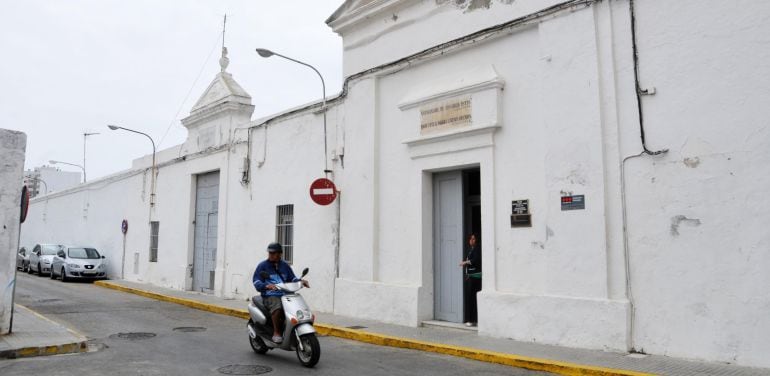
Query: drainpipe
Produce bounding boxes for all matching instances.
[622,0,669,352]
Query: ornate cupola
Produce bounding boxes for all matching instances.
[180,45,255,154]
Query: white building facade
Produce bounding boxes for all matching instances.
[20,0,770,367]
[24,166,81,197]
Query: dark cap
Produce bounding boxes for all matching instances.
[267,242,283,253]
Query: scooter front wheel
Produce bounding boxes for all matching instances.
[296,333,320,368]
[247,320,269,354]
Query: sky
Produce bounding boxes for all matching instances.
[1,0,345,180]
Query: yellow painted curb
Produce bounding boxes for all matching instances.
[94,280,653,376]
[0,305,90,359]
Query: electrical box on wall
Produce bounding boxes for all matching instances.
[510,199,532,228]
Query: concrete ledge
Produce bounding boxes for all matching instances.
[94,280,651,376]
[0,341,88,359]
[0,305,88,360]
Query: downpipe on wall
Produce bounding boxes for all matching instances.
[621,0,669,353]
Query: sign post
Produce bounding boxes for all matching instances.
[121,219,128,279]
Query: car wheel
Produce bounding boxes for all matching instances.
[22,262,28,273]
[50,267,56,279]
[26,263,32,274]
[37,263,45,277]
[60,267,68,282]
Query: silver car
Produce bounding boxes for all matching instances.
[51,246,108,281]
[16,247,29,272]
[29,244,64,276]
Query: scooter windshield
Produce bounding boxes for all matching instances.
[279,282,303,293]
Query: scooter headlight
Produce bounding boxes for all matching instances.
[296,310,312,321]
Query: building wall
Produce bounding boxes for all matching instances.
[620,0,770,366]
[0,129,27,335]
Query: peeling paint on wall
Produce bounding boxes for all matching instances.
[436,0,515,12]
[670,215,702,236]
[683,157,701,168]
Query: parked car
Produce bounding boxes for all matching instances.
[28,244,64,276]
[16,246,29,272]
[51,246,108,281]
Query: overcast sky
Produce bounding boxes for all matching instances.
[1,0,345,180]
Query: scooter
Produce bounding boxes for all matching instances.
[247,267,321,367]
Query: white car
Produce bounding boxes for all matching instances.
[28,244,64,276]
[51,246,108,281]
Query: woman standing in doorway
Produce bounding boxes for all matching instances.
[460,233,481,327]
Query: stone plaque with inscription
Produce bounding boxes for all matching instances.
[419,96,472,135]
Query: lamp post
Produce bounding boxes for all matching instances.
[83,132,99,182]
[255,48,330,176]
[49,160,86,183]
[24,176,48,196]
[107,125,157,206]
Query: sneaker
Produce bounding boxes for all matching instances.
[465,322,473,327]
[272,335,283,343]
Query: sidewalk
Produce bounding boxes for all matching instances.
[94,280,767,376]
[0,304,88,359]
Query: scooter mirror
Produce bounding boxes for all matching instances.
[301,268,309,277]
[260,271,270,279]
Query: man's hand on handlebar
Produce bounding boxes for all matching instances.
[267,284,277,290]
[301,280,310,288]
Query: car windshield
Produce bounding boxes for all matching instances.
[68,248,101,259]
[41,245,62,255]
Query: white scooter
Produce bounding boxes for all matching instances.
[247,268,320,367]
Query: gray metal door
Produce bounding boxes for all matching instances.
[193,171,219,293]
[433,171,464,323]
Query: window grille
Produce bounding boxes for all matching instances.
[150,221,159,262]
[275,205,294,263]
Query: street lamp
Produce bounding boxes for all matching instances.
[255,48,330,175]
[24,176,48,196]
[83,132,99,182]
[107,124,157,206]
[49,160,86,183]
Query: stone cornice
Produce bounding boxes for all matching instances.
[181,101,255,129]
[327,0,416,34]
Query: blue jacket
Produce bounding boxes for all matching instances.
[252,260,300,297]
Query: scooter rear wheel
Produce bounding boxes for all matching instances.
[296,333,320,368]
[248,320,269,354]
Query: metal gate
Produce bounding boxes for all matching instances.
[433,171,464,323]
[192,171,220,293]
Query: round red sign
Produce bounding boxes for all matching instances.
[309,178,337,206]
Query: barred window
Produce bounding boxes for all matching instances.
[275,205,294,263]
[149,221,159,262]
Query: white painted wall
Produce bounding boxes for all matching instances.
[620,0,770,366]
[18,0,770,367]
[0,128,26,335]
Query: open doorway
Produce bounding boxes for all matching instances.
[432,168,481,325]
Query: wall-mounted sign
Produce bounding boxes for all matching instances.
[419,95,472,135]
[20,185,29,224]
[561,195,585,211]
[309,178,337,206]
[512,200,529,214]
[511,199,532,227]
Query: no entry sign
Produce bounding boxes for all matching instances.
[309,178,337,206]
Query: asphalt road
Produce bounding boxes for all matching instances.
[2,273,549,376]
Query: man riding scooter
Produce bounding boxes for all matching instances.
[252,242,310,343]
